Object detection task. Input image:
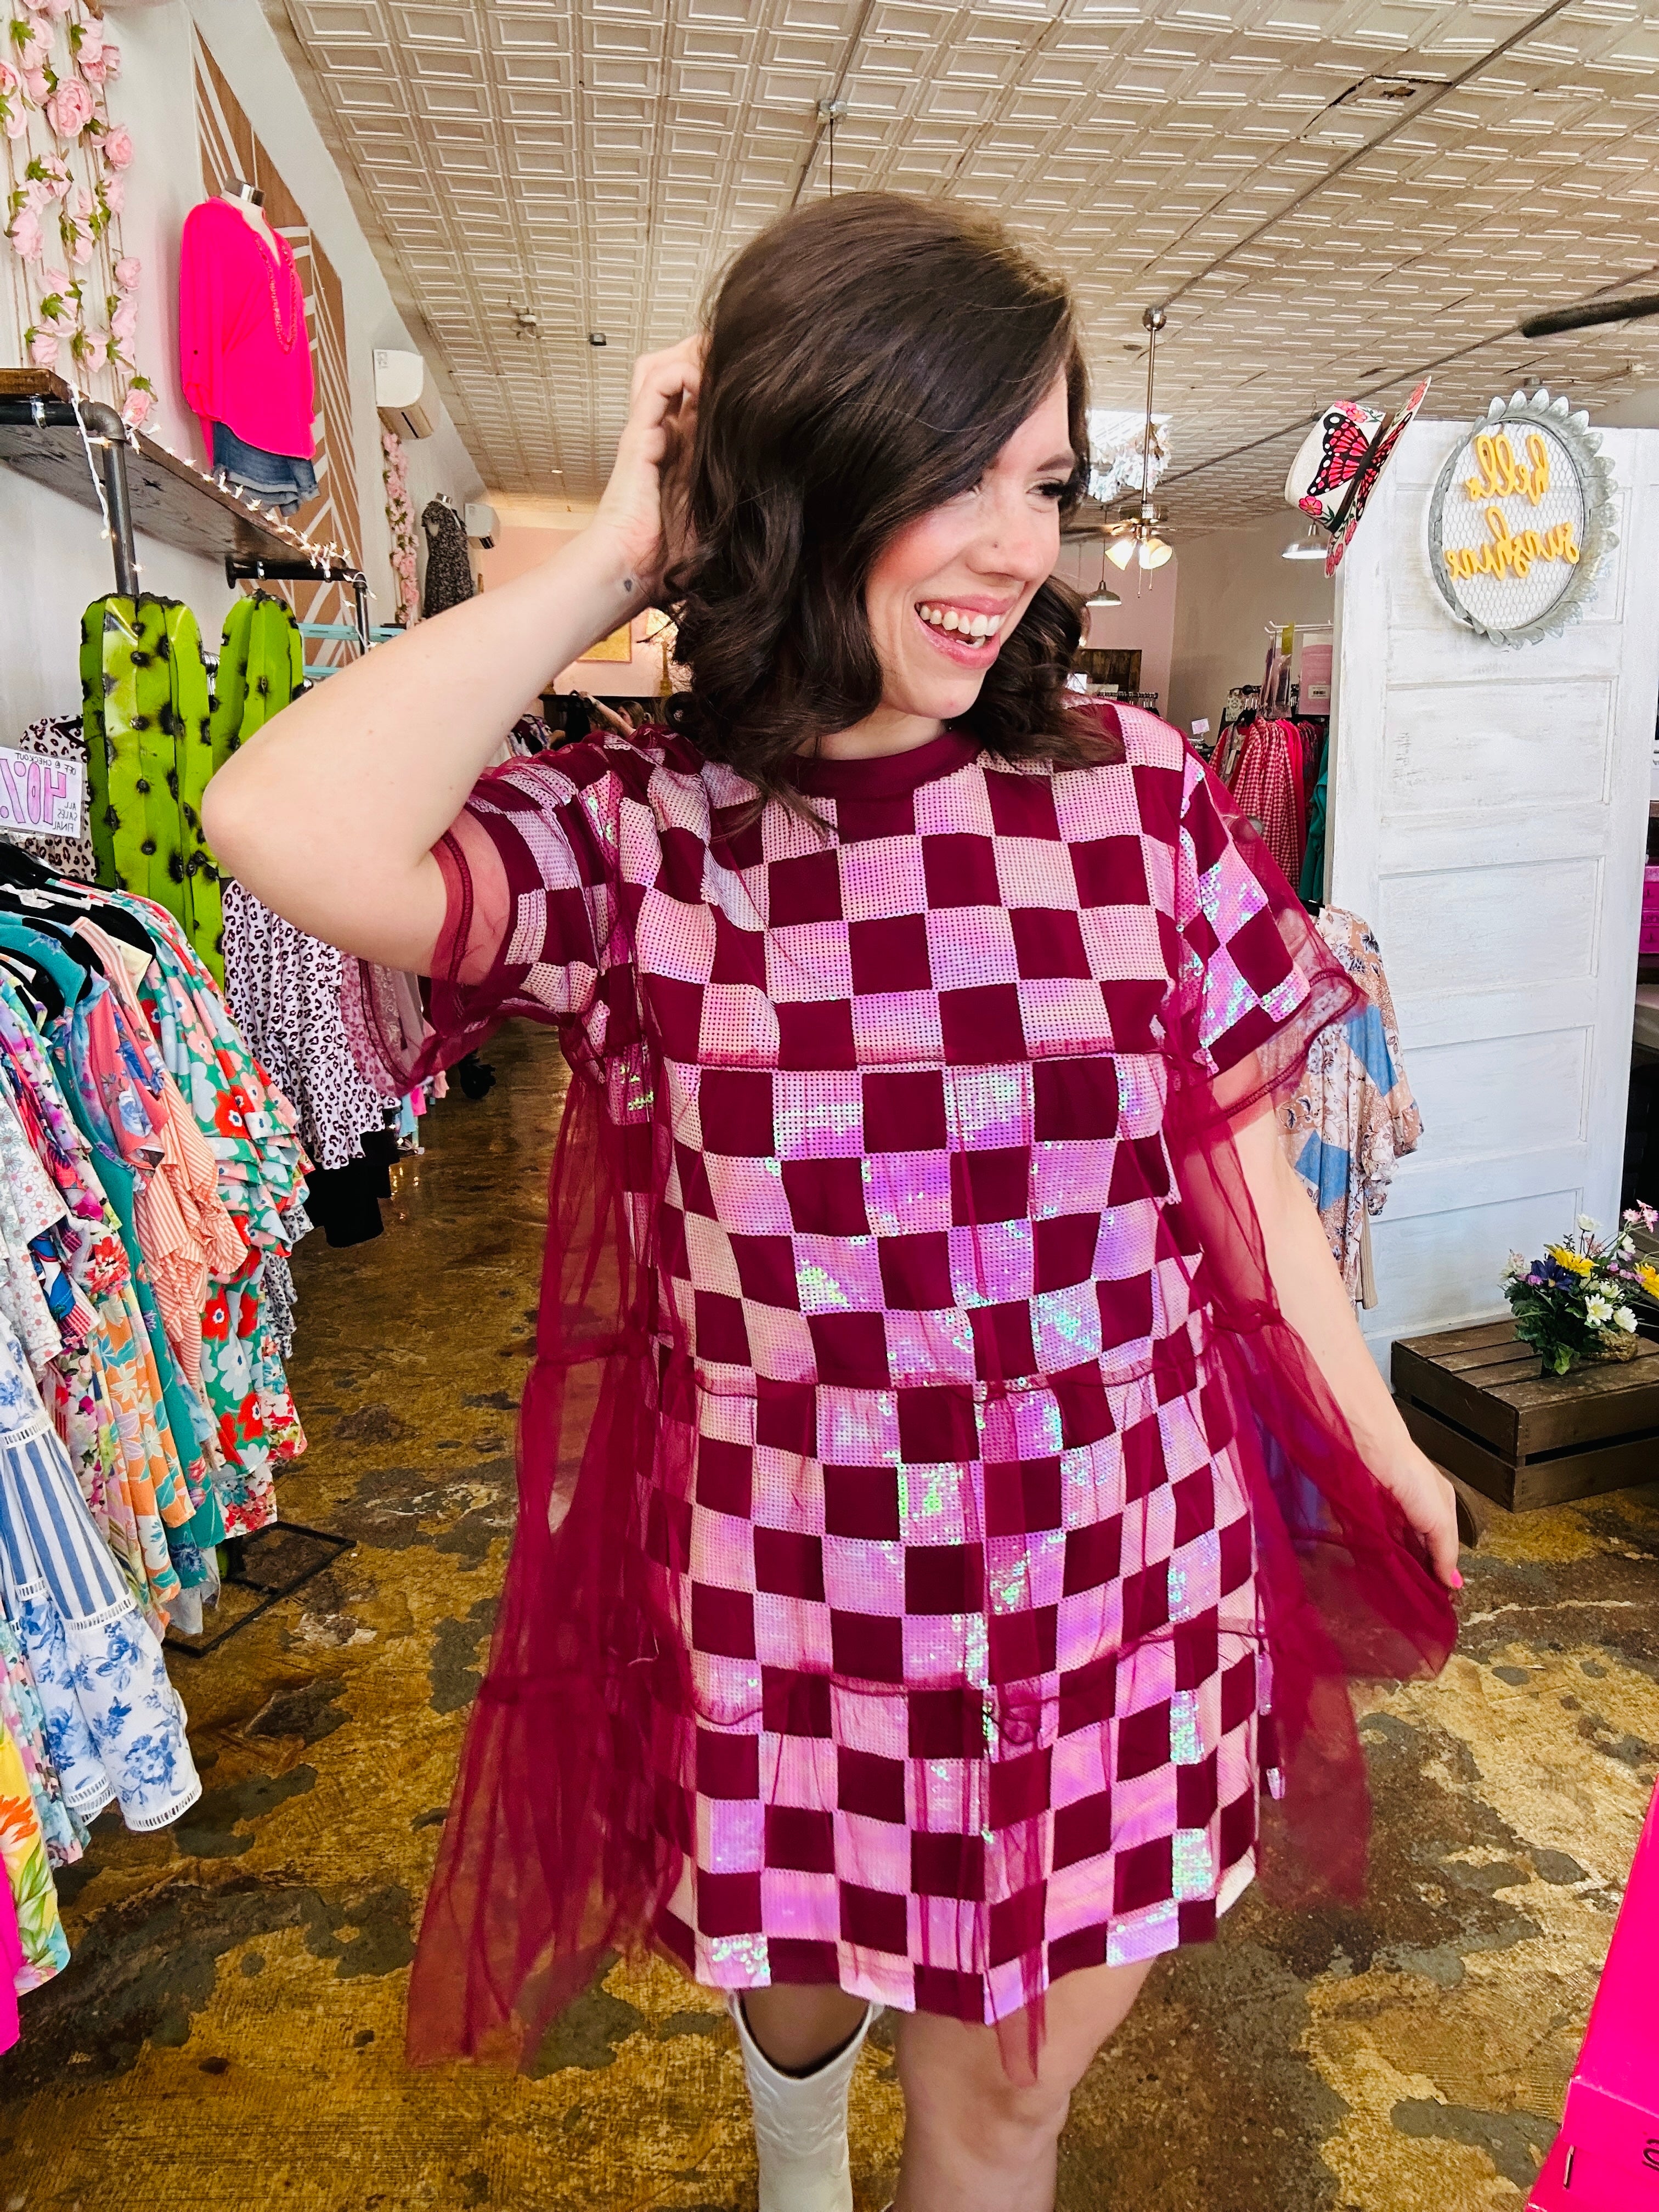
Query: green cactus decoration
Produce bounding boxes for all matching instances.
[166,601,224,986]
[242,592,303,742]
[76,594,228,980]
[96,595,170,904]
[200,588,302,982]
[80,595,121,889]
[209,588,303,771]
[207,590,253,773]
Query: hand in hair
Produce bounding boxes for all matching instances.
[200,340,700,970]
[594,336,702,604]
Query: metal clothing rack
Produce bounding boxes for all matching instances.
[166,1525,356,1661]
[0,369,362,1653]
[224,554,371,652]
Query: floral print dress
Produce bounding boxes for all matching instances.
[0,1707,69,1991]
[0,1300,200,1834]
[0,973,198,1623]
[0,1615,87,1868]
[120,895,311,1526]
[53,972,216,1600]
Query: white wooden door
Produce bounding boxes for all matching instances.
[1328,419,1659,1361]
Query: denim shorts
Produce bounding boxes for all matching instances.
[212,421,319,513]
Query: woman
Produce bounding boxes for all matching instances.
[206,194,1458,2212]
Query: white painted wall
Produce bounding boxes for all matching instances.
[0,0,483,736]
[1327,417,1659,1360]
[1165,509,1335,738]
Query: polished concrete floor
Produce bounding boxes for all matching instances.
[1,1020,1655,2211]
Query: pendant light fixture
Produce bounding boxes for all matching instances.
[1085,536,1121,611]
[1282,525,1327,561]
[1103,306,1175,572]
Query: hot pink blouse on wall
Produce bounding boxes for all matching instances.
[178,198,315,461]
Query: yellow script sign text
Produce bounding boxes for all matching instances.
[1463,430,1551,505]
[1442,506,1580,583]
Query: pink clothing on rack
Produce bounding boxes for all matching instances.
[76,924,245,1391]
[1226,718,1304,889]
[1281,721,1307,850]
[179,197,315,461]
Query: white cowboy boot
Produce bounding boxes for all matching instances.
[730,1994,880,2212]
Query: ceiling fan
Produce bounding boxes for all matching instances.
[1519,292,1659,338]
[1102,307,1175,571]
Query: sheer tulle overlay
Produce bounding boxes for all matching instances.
[342,709,1455,2074]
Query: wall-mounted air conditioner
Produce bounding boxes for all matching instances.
[465,501,499,547]
[375,348,437,440]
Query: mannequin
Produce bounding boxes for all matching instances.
[179,179,318,512]
[221,178,279,258]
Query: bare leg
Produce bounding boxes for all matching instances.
[742,1982,872,2070]
[893,1958,1153,2212]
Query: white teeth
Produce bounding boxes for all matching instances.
[918,603,1003,639]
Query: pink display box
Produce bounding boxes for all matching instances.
[1643,915,1659,958]
[1527,1782,1659,2209]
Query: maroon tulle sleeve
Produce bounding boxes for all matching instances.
[341,746,624,1093]
[1145,719,1457,1914]
[397,740,676,2066]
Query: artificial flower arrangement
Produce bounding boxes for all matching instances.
[1502,1206,1659,1375]
[380,428,421,628]
[4,0,151,426]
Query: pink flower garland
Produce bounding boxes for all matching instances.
[381,427,422,626]
[5,0,146,419]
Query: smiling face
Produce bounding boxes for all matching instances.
[854,371,1076,749]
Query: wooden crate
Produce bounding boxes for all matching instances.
[1392,1318,1659,1513]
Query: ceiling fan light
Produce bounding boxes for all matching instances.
[1105,538,1137,569]
[1141,537,1173,569]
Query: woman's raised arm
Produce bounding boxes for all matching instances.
[202,338,701,974]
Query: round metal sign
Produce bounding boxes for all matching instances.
[1426,390,1617,647]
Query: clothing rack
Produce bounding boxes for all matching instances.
[225,556,371,654]
[168,1522,354,1659]
[0,376,367,1656]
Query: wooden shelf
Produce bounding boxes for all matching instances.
[0,369,354,580]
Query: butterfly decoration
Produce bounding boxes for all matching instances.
[1323,381,1431,576]
[1300,404,1375,516]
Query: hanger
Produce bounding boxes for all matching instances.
[0,855,163,960]
[77,890,163,957]
[0,949,63,1022]
[0,901,104,972]
[0,843,58,891]
[0,911,99,1009]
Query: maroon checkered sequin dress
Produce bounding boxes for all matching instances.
[426,708,1316,2025]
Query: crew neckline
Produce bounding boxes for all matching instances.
[789,728,980,799]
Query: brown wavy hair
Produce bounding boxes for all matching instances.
[663,192,1109,798]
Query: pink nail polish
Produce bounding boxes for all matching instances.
[1451,1570,1464,1590]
